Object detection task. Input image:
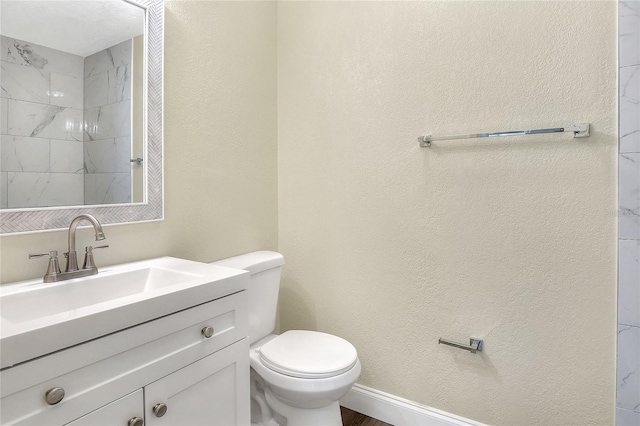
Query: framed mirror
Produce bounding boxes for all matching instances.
[0,0,163,234]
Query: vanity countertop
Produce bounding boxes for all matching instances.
[0,257,249,369]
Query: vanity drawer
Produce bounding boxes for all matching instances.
[64,389,143,426]
[0,291,247,426]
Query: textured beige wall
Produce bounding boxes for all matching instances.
[0,1,278,284]
[0,1,618,424]
[277,2,617,425]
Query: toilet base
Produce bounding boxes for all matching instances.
[265,387,342,426]
[251,370,343,426]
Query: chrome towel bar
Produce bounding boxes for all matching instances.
[438,337,483,354]
[419,123,590,147]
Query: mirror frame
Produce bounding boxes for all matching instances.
[0,0,163,234]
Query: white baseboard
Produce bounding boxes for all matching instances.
[340,384,485,426]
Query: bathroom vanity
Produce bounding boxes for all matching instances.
[0,258,251,426]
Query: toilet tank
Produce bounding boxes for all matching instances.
[210,251,284,344]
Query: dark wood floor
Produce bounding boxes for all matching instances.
[341,407,392,426]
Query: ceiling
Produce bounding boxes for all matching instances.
[1,0,145,57]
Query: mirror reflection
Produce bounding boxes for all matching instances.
[0,0,146,209]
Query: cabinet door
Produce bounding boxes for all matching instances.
[65,389,143,426]
[145,339,249,426]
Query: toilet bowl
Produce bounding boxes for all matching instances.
[250,333,361,425]
[211,252,360,426]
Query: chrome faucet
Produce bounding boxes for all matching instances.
[66,214,106,272]
[29,214,109,283]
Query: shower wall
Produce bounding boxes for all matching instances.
[0,36,84,208]
[617,1,640,425]
[83,40,133,205]
[0,36,133,208]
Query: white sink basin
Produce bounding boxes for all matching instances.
[2,266,201,323]
[0,257,249,369]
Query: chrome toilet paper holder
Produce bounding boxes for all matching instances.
[438,337,483,354]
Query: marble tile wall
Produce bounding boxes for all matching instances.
[83,40,132,205]
[618,1,640,425]
[0,36,84,208]
[0,37,133,208]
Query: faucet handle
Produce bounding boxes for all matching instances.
[29,250,58,259]
[29,251,62,282]
[83,245,109,270]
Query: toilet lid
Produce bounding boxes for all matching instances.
[258,330,358,379]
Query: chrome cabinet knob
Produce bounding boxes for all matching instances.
[153,403,167,417]
[45,387,65,405]
[201,326,214,338]
[128,417,144,426]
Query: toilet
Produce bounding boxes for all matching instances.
[211,251,361,426]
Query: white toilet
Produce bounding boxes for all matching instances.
[211,251,361,426]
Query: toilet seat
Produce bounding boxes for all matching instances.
[258,330,358,379]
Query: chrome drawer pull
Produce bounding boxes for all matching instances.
[201,326,214,338]
[45,387,65,405]
[153,403,167,417]
[128,417,144,426]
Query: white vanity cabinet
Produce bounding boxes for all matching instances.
[145,341,248,426]
[0,291,250,426]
